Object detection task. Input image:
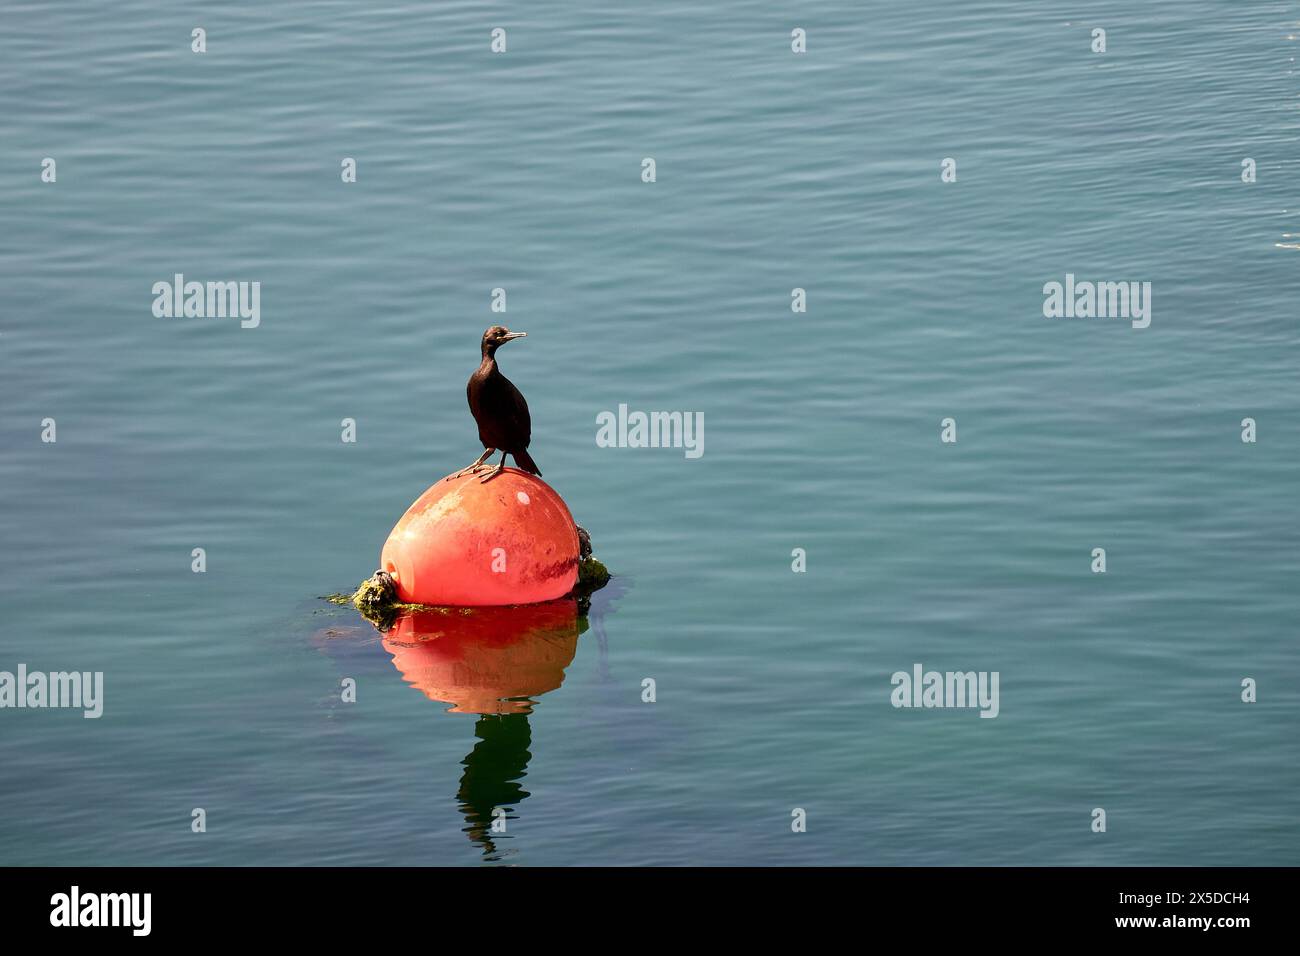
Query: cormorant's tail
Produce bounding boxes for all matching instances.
[513,448,542,476]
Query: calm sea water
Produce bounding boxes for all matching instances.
[1,0,1298,866]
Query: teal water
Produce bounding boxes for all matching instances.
[1,0,1298,865]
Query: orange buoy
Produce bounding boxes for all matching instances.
[379,468,579,607]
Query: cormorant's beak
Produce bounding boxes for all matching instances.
[503,331,527,341]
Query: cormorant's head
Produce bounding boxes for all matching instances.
[481,325,527,355]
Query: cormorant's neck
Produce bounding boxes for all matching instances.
[479,348,498,368]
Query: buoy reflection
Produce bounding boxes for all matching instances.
[380,599,580,715]
[380,599,582,860]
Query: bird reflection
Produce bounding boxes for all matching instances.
[456,713,532,859]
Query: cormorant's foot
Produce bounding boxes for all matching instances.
[447,464,488,481]
[478,465,506,483]
[448,449,496,480]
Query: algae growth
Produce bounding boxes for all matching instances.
[322,554,612,630]
[576,556,610,589]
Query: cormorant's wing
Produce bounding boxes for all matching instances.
[499,374,532,443]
